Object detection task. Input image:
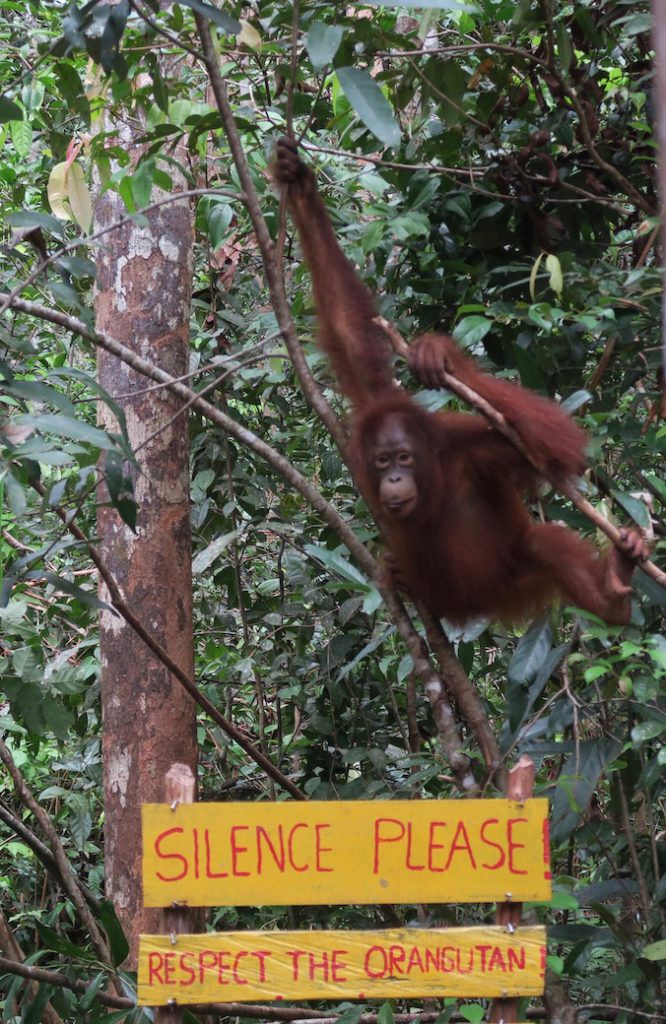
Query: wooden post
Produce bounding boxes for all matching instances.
[489,755,536,1024]
[154,763,197,1024]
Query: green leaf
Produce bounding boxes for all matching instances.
[612,489,651,529]
[335,67,400,147]
[42,572,114,613]
[556,22,573,72]
[20,413,116,449]
[67,792,93,847]
[453,315,492,347]
[508,615,554,686]
[10,117,32,159]
[99,899,130,966]
[377,1004,394,1024]
[192,529,244,574]
[641,939,666,961]
[306,23,344,70]
[0,95,23,122]
[176,0,241,33]
[206,200,234,249]
[631,720,665,744]
[132,158,155,207]
[433,60,467,126]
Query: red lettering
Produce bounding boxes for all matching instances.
[331,950,347,982]
[373,818,405,873]
[193,827,200,880]
[480,818,505,870]
[476,944,493,971]
[388,944,406,975]
[364,945,388,979]
[406,822,425,871]
[233,951,248,984]
[508,818,528,874]
[424,947,441,971]
[542,818,552,879]
[230,826,250,877]
[148,951,165,984]
[507,947,526,971]
[179,952,196,986]
[154,828,188,883]
[252,950,271,982]
[407,945,424,972]
[198,950,218,984]
[315,823,333,872]
[163,951,176,984]
[217,951,230,984]
[488,946,506,971]
[427,821,446,872]
[444,821,477,870]
[287,823,309,871]
[257,825,285,874]
[204,829,229,879]
[287,950,306,980]
[441,946,456,972]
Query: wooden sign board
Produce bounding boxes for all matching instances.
[138,925,546,1005]
[142,798,551,907]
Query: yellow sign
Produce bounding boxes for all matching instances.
[138,926,546,1004]
[142,799,551,907]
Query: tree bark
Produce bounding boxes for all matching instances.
[95,120,196,963]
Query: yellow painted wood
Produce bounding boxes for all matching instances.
[142,798,551,907]
[138,926,546,1005]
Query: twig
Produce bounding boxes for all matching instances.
[0,737,113,967]
[27,477,306,802]
[194,13,346,451]
[0,800,100,910]
[376,316,666,590]
[6,293,478,791]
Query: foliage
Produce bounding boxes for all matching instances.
[0,0,664,1021]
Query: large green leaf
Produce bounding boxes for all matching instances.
[176,0,241,33]
[306,23,344,69]
[335,67,400,147]
[18,413,116,449]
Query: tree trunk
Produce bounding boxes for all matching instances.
[95,128,196,962]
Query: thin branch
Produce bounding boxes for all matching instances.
[193,14,346,451]
[26,477,307,803]
[0,957,131,1010]
[5,294,478,790]
[0,800,100,911]
[0,737,113,966]
[0,187,241,320]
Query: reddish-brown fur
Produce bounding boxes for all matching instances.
[276,138,646,626]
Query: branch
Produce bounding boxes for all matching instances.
[0,914,65,1024]
[0,737,112,965]
[0,957,130,1010]
[5,294,477,790]
[0,800,100,910]
[376,317,666,591]
[27,477,306,803]
[193,13,346,452]
[0,188,241,321]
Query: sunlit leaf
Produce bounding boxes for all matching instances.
[237,20,262,48]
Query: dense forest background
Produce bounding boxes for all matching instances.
[0,1,665,1022]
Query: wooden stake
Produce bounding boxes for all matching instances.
[489,755,536,1024]
[155,763,197,1024]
